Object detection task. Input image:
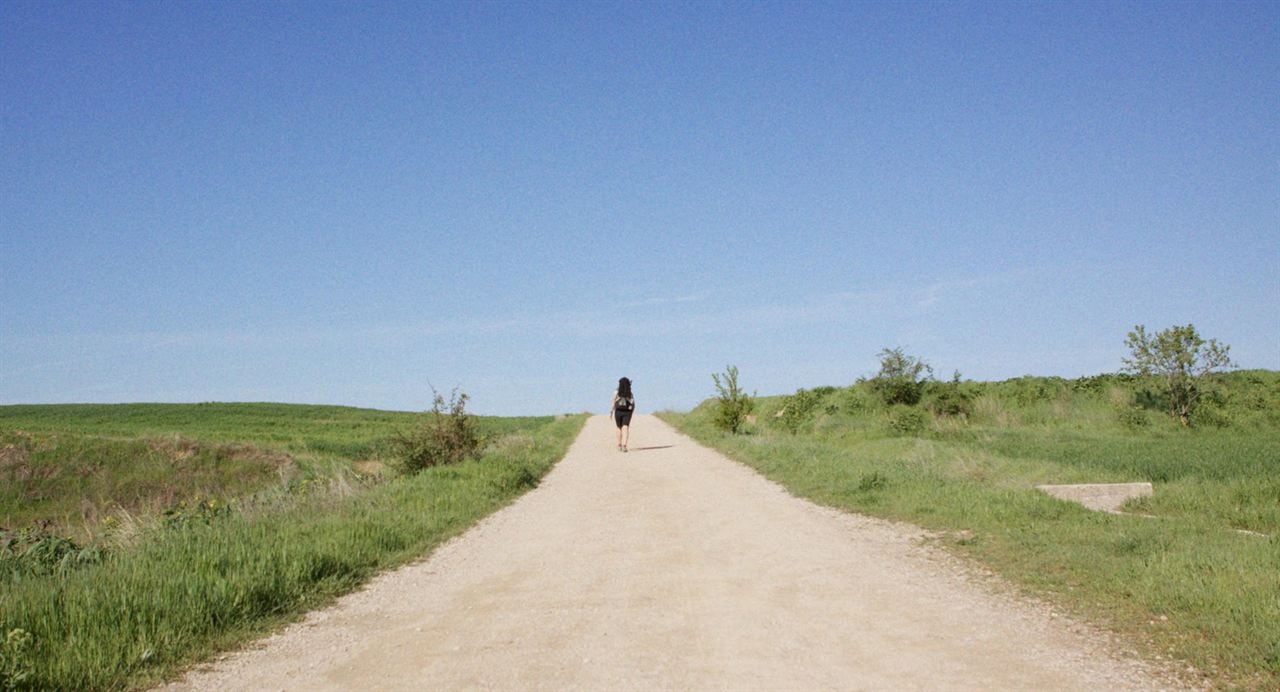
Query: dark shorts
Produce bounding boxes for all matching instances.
[614,410,633,428]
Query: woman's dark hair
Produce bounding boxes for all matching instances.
[617,377,632,398]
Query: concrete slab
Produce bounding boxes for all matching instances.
[1035,482,1153,513]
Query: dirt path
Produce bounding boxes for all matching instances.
[164,415,1177,691]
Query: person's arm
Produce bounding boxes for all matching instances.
[609,392,618,415]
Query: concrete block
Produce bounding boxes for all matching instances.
[1035,482,1153,513]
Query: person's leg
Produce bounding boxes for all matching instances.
[621,423,630,450]
[615,416,623,449]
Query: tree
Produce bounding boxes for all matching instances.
[711,365,755,434]
[870,347,933,406]
[1122,324,1234,426]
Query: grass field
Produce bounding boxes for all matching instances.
[0,403,585,690]
[0,402,547,537]
[660,370,1280,690]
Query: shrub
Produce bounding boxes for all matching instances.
[392,388,482,474]
[870,348,932,406]
[1114,405,1150,430]
[924,371,973,418]
[840,384,879,414]
[711,366,755,434]
[992,376,1069,405]
[886,406,927,435]
[1123,323,1234,426]
[778,388,821,434]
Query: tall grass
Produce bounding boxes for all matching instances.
[661,372,1280,689]
[0,414,585,690]
[1,431,291,537]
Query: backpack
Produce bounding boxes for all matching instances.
[616,395,634,412]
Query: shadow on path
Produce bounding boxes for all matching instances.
[629,445,675,452]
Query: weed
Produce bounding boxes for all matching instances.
[0,628,34,690]
[857,471,888,492]
[0,524,101,580]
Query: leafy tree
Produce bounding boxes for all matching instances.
[1123,324,1234,426]
[711,365,755,434]
[870,347,933,406]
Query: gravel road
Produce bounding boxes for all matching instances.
[162,414,1179,691]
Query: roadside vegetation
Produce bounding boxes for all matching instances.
[0,401,585,690]
[662,356,1279,689]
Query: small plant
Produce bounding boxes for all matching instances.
[1123,324,1234,426]
[711,366,755,434]
[0,629,34,690]
[857,471,888,492]
[778,388,821,434]
[393,388,482,473]
[162,498,233,528]
[870,347,933,406]
[0,523,101,578]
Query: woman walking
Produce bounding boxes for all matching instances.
[611,377,635,452]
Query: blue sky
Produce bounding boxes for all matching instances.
[2,1,1277,415]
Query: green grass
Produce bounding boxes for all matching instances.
[0,402,549,459]
[0,404,586,690]
[0,403,552,537]
[0,430,292,537]
[661,373,1280,690]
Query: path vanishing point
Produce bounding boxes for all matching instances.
[164,415,1177,691]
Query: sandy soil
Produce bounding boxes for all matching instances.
[162,415,1182,691]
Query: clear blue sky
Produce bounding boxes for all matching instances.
[3,1,1277,415]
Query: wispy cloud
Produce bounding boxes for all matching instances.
[914,268,1032,311]
[1,269,1035,378]
[621,293,710,309]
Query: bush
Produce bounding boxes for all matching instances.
[886,406,927,436]
[840,384,879,414]
[711,366,755,434]
[778,388,821,434]
[991,376,1069,405]
[870,348,932,406]
[1114,405,1150,430]
[392,388,482,474]
[924,372,973,418]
